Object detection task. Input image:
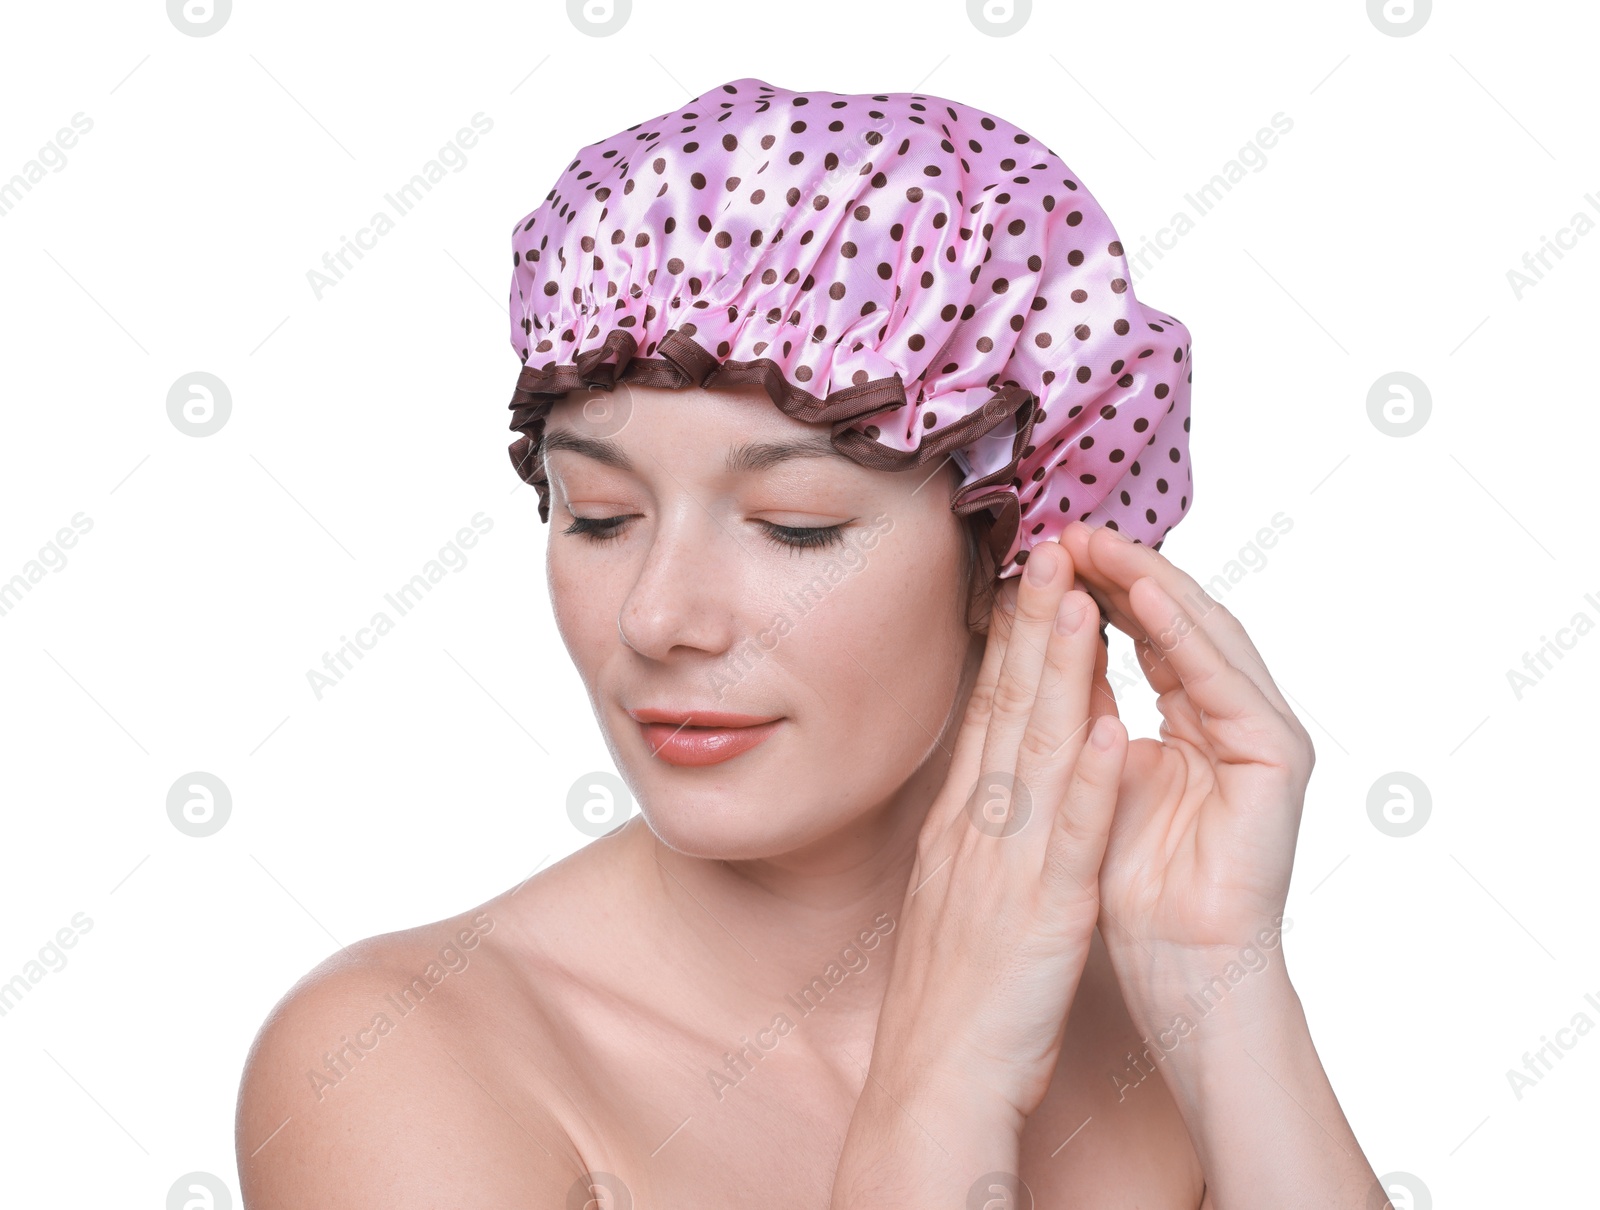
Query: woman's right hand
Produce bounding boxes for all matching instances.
[873,536,1128,1122]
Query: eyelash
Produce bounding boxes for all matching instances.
[562,515,848,553]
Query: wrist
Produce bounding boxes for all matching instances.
[864,1047,1030,1136]
[832,1056,1024,1208]
[1103,917,1296,1027]
[870,985,1053,1121]
[1109,952,1303,1102]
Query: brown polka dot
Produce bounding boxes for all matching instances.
[509,78,1194,569]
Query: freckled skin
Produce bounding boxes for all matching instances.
[544,381,977,862]
[234,382,1202,1209]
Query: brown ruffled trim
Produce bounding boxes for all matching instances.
[507,327,1038,569]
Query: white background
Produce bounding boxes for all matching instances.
[1,0,1593,1204]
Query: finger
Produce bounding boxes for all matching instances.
[1072,573,1139,641]
[1060,524,1201,652]
[1088,615,1120,722]
[1010,589,1103,859]
[921,577,1023,841]
[1083,609,1186,703]
[972,541,1076,834]
[1132,628,1183,697]
[1067,571,1140,658]
[1070,523,1278,702]
[1060,521,1298,728]
[1126,575,1306,770]
[1039,713,1126,903]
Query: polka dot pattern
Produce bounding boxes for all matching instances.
[505,77,1195,576]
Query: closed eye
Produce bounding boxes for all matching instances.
[561,515,849,553]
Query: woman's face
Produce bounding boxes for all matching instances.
[542,381,984,860]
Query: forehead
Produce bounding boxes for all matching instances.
[543,381,850,466]
[546,381,809,435]
[540,381,966,500]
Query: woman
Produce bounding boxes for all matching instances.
[236,78,1384,1207]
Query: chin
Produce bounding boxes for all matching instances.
[635,789,845,862]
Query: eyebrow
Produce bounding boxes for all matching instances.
[541,427,850,476]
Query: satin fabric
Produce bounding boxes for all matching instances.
[506,77,1194,575]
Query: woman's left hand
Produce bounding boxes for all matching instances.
[1053,520,1314,1009]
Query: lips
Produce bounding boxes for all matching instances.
[626,707,784,767]
[627,707,780,727]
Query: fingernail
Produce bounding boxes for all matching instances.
[1101,526,1130,543]
[1026,542,1060,585]
[1055,596,1087,635]
[1090,715,1117,749]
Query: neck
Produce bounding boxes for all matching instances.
[623,632,983,1053]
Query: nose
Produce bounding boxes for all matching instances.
[614,510,735,660]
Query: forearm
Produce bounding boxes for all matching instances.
[831,1060,1024,1209]
[1113,949,1384,1209]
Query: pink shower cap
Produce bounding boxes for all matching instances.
[505,76,1193,576]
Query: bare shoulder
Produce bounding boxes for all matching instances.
[235,903,586,1208]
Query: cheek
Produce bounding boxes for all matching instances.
[784,534,970,750]
[547,548,620,679]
